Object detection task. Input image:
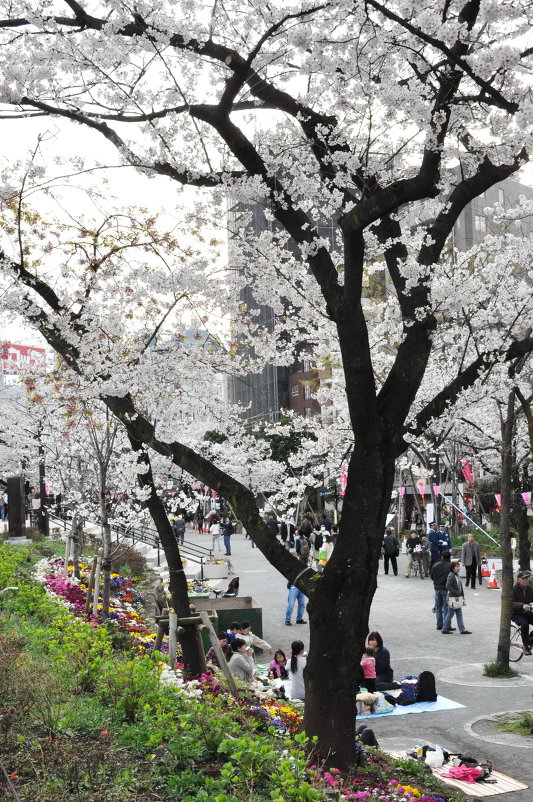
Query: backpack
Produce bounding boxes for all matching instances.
[417,670,437,702]
[399,674,418,705]
[299,536,310,559]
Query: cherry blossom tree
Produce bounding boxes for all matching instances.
[1,0,533,766]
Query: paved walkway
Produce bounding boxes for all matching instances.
[181,527,532,799]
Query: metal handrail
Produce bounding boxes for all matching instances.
[48,514,214,568]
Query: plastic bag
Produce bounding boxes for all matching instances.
[425,744,445,769]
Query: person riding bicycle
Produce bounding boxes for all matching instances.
[511,570,533,655]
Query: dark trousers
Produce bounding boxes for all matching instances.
[465,561,478,588]
[512,611,533,648]
[363,677,376,692]
[383,555,398,575]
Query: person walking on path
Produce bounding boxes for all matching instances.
[222,517,234,555]
[430,550,453,630]
[511,570,533,654]
[285,581,307,626]
[442,561,472,634]
[382,529,399,576]
[461,533,481,589]
[404,530,421,578]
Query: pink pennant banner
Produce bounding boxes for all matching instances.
[417,482,426,497]
[433,485,440,497]
[494,493,502,508]
[340,464,347,497]
[397,486,405,497]
[522,491,531,506]
[461,459,473,484]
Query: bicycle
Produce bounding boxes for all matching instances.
[412,552,425,579]
[509,611,533,662]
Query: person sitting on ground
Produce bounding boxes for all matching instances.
[511,569,533,655]
[206,631,231,668]
[360,647,376,693]
[239,621,273,656]
[356,724,379,747]
[228,637,255,683]
[288,640,306,700]
[368,631,399,690]
[226,622,241,642]
[268,649,289,679]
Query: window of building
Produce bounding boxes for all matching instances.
[303,384,311,400]
[302,356,311,372]
[304,407,313,417]
[498,188,505,207]
[291,384,299,396]
[474,215,487,233]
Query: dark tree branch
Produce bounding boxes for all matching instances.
[407,337,533,443]
[365,0,518,113]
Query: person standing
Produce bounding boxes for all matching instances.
[173,513,186,545]
[222,517,234,555]
[285,581,307,626]
[209,516,222,552]
[511,570,533,655]
[430,550,453,630]
[404,530,421,578]
[442,561,472,634]
[437,523,451,554]
[461,533,481,589]
[265,513,279,538]
[428,521,441,568]
[382,529,399,576]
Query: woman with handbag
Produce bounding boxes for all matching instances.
[442,562,472,634]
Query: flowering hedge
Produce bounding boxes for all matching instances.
[32,556,168,652]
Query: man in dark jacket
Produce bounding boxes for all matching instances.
[265,514,279,538]
[430,550,453,630]
[382,530,400,576]
[428,521,441,568]
[512,570,533,654]
[461,533,482,589]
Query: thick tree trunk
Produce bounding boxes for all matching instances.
[304,446,393,767]
[496,391,515,666]
[98,465,112,620]
[127,434,206,678]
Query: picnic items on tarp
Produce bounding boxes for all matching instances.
[406,745,494,784]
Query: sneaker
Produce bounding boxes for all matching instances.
[285,621,292,626]
[449,627,456,631]
[461,630,473,634]
[296,619,307,624]
[442,630,452,634]
[524,648,532,655]
[436,625,442,630]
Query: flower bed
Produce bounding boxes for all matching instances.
[33,556,168,653]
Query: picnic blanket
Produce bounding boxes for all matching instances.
[358,695,464,719]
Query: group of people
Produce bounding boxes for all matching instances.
[207,516,235,555]
[205,621,307,700]
[402,522,452,579]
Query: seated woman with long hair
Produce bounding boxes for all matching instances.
[288,640,306,700]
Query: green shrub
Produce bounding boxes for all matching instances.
[483,661,519,678]
[496,711,533,736]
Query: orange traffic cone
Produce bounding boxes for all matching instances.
[481,554,490,577]
[487,562,499,589]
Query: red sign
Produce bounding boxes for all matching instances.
[1,343,46,374]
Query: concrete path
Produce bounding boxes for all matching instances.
[179,525,533,799]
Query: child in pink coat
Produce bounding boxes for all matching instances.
[360,647,376,692]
